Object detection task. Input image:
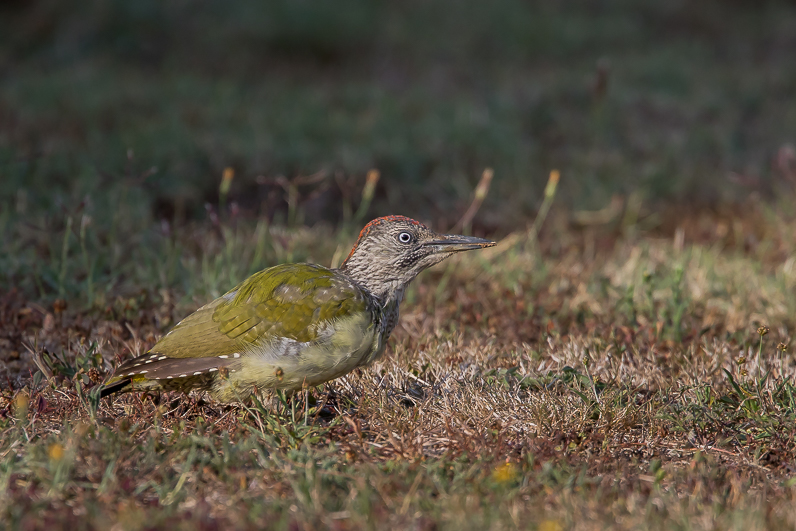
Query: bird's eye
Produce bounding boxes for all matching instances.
[398,232,413,243]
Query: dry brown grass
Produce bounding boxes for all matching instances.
[2,200,796,529]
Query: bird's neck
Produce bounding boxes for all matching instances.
[363,278,410,308]
[339,256,412,340]
[338,262,410,307]
[379,287,404,339]
[380,283,407,308]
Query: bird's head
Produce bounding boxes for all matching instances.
[340,216,495,300]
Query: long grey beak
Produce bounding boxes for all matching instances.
[424,234,497,252]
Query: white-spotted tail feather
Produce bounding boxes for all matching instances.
[114,353,237,380]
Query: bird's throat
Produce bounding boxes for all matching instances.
[379,287,405,339]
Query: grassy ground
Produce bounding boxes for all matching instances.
[3,0,796,528]
[2,196,796,529]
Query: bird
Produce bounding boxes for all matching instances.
[100,215,495,402]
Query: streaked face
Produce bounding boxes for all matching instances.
[341,216,495,292]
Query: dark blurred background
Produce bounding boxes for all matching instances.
[1,0,795,231]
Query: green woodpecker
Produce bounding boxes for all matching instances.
[100,216,495,402]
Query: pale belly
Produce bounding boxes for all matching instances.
[210,312,384,401]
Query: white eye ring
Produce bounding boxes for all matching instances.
[398,232,413,243]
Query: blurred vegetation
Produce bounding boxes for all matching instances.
[2,0,796,221]
[2,0,796,305]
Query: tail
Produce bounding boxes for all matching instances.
[99,378,132,398]
[98,352,233,399]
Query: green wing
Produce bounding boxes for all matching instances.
[151,263,371,359]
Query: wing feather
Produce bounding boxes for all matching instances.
[126,263,373,362]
